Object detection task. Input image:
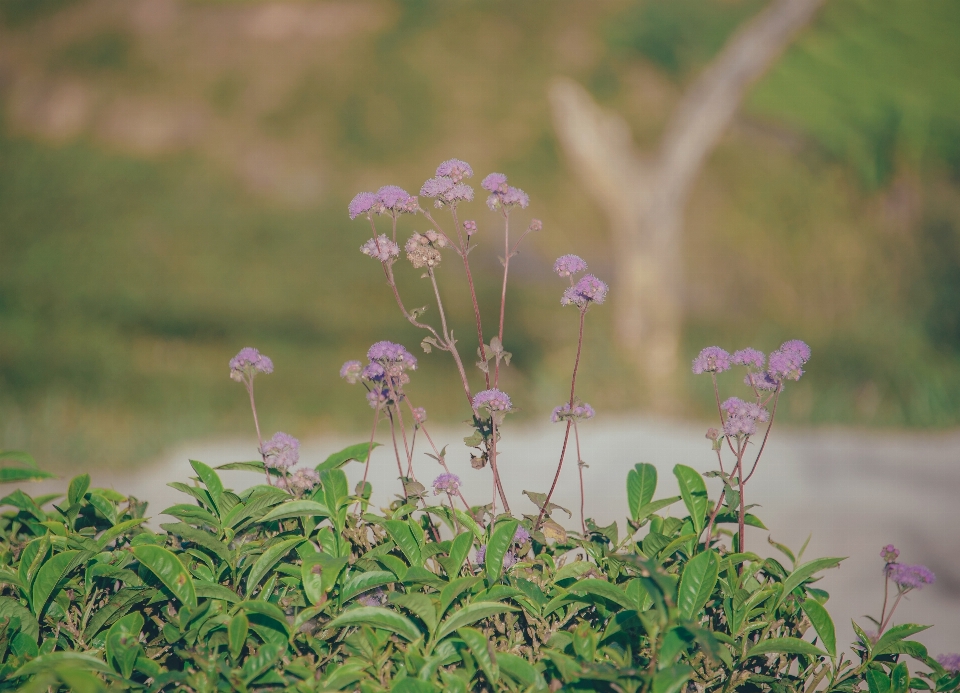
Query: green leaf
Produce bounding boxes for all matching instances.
[653,664,693,693]
[317,442,380,471]
[452,509,484,541]
[627,463,657,521]
[241,639,284,685]
[678,549,720,620]
[84,586,154,637]
[891,662,910,693]
[68,474,90,507]
[232,600,290,634]
[160,504,220,529]
[260,500,330,524]
[245,537,304,598]
[0,467,55,483]
[634,496,683,524]
[0,596,40,642]
[195,581,240,603]
[160,523,232,564]
[873,623,931,658]
[801,598,837,657]
[340,570,396,603]
[443,531,474,577]
[776,556,844,608]
[436,601,518,641]
[13,651,113,677]
[190,460,224,514]
[484,519,518,585]
[867,669,892,693]
[215,460,267,473]
[712,512,767,529]
[439,576,482,616]
[497,651,545,689]
[569,579,634,610]
[85,492,117,525]
[673,465,708,535]
[390,592,439,634]
[458,626,498,683]
[31,550,80,617]
[2,489,47,522]
[133,545,197,608]
[327,606,422,642]
[385,520,424,567]
[229,612,249,659]
[0,450,40,469]
[745,636,825,659]
[105,611,143,679]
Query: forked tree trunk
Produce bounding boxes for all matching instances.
[550,0,826,385]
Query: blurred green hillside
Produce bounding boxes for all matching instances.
[1,0,960,469]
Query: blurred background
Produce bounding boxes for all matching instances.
[3,0,960,470]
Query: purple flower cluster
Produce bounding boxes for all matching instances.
[368,341,418,372]
[732,348,764,369]
[360,235,400,263]
[482,172,529,211]
[340,360,363,384]
[433,472,461,495]
[278,467,320,495]
[551,401,595,423]
[348,187,417,220]
[463,220,477,235]
[768,340,811,382]
[554,254,588,277]
[885,562,936,591]
[261,431,300,470]
[420,160,475,208]
[721,397,769,437]
[937,653,960,674]
[561,274,608,308]
[229,347,274,383]
[880,544,900,563]
[692,347,731,375]
[472,388,512,412]
[435,159,473,182]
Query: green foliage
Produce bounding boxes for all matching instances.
[0,458,948,692]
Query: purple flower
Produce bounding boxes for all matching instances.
[361,361,385,381]
[475,545,486,565]
[230,347,274,383]
[412,407,427,424]
[444,183,474,204]
[561,274,608,308]
[367,341,418,371]
[937,654,960,674]
[340,360,362,384]
[472,388,512,412]
[474,545,516,569]
[733,348,765,369]
[885,563,935,591]
[348,191,378,220]
[366,388,388,409]
[433,472,461,495]
[721,397,768,437]
[745,371,779,391]
[281,467,320,495]
[880,544,900,563]
[360,235,400,263]
[767,349,804,382]
[551,401,595,423]
[501,186,529,208]
[514,526,530,544]
[420,176,454,199]
[692,347,731,375]
[481,172,508,193]
[376,185,417,214]
[436,159,474,183]
[553,254,588,277]
[528,219,543,232]
[781,339,812,363]
[262,432,300,470]
[464,220,477,235]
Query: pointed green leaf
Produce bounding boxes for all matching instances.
[31,550,80,617]
[260,500,330,523]
[673,465,708,535]
[776,556,844,608]
[133,545,197,608]
[653,664,693,693]
[244,537,304,598]
[0,467,55,483]
[627,463,657,521]
[340,570,396,603]
[390,592,439,634]
[458,626,498,683]
[484,519,518,585]
[317,442,381,471]
[0,596,39,641]
[190,460,224,513]
[873,623,931,658]
[439,576,482,616]
[229,611,249,659]
[436,601,518,641]
[801,598,837,657]
[678,549,720,620]
[106,611,143,679]
[326,606,422,642]
[68,474,90,507]
[385,520,424,567]
[160,523,232,563]
[569,579,634,610]
[746,636,825,659]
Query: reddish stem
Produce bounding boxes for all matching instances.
[574,422,586,534]
[494,213,510,386]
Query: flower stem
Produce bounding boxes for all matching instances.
[574,422,586,534]
[494,213,510,387]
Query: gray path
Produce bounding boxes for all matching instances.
[14,417,960,657]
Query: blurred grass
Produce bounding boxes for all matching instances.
[1,0,960,470]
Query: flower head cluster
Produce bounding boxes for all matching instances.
[880,544,900,563]
[261,431,300,470]
[348,192,378,220]
[475,526,530,569]
[551,400,595,423]
[435,159,473,182]
[229,347,274,386]
[349,187,417,219]
[767,340,811,382]
[733,348,765,369]
[463,220,477,236]
[433,472,461,496]
[368,341,418,374]
[361,235,400,263]
[554,254,588,278]
[721,397,769,437]
[472,388,512,412]
[339,360,363,384]
[692,347,731,375]
[885,562,935,591]
[420,160,475,208]
[404,230,448,269]
[278,467,320,496]
[482,172,529,211]
[937,654,960,674]
[561,274,608,308]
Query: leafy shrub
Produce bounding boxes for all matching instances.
[0,160,956,692]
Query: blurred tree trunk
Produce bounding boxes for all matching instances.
[550,0,826,391]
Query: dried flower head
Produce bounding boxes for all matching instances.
[692,347,731,375]
[230,347,274,383]
[551,401,596,423]
[472,388,512,412]
[261,432,300,470]
[412,407,427,424]
[376,185,417,215]
[360,235,400,263]
[554,254,588,277]
[435,159,474,183]
[348,191,378,220]
[561,274,608,308]
[433,472,461,495]
[404,232,446,268]
[283,467,320,495]
[340,360,363,384]
[885,562,935,591]
[880,544,900,563]
[733,348,765,369]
